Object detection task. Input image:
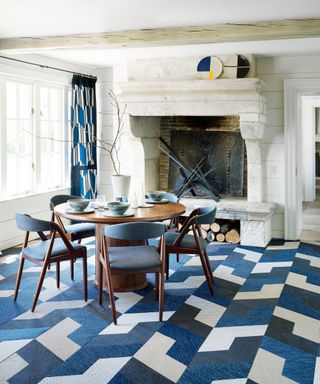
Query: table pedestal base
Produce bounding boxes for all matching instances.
[110,273,148,292]
[95,273,148,292]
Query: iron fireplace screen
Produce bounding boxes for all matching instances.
[169,131,245,198]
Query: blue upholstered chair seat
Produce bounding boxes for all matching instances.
[23,238,86,260]
[109,246,161,271]
[164,231,207,250]
[65,223,95,239]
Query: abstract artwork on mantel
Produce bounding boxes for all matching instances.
[197,54,250,79]
[197,56,223,79]
[224,54,251,78]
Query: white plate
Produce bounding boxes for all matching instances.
[65,207,95,214]
[138,203,154,208]
[145,199,168,204]
[103,210,135,218]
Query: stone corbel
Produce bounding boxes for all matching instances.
[239,113,266,203]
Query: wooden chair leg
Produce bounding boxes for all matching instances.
[56,262,60,288]
[155,273,159,300]
[165,253,170,280]
[198,251,214,295]
[70,259,74,280]
[158,271,164,322]
[204,249,214,285]
[98,261,103,305]
[14,257,25,302]
[105,267,117,325]
[31,261,49,312]
[82,256,88,302]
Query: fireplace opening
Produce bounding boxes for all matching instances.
[159,116,247,199]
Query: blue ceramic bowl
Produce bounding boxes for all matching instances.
[107,201,130,215]
[147,191,165,201]
[67,199,89,211]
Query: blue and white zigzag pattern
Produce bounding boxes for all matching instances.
[0,239,319,383]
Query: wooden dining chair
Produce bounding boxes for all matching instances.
[163,205,216,294]
[50,194,96,242]
[14,213,88,312]
[50,194,95,279]
[99,222,166,325]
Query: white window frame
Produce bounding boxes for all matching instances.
[0,74,71,201]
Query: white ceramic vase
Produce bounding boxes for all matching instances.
[111,175,131,200]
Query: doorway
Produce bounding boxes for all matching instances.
[301,100,320,241]
[284,79,320,241]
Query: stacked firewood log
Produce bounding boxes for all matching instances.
[200,219,240,244]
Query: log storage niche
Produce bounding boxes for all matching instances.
[201,219,240,244]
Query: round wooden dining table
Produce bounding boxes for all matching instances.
[54,202,186,291]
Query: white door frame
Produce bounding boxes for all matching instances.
[284,79,320,239]
[301,96,320,201]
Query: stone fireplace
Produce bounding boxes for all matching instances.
[116,57,276,246]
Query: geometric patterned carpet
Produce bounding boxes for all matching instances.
[0,239,319,383]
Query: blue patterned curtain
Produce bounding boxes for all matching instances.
[71,75,97,198]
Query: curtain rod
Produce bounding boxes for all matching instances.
[0,54,97,79]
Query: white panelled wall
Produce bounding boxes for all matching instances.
[96,67,114,200]
[257,55,320,239]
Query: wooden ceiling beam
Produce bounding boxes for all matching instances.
[1,18,320,52]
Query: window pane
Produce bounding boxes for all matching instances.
[40,87,48,120]
[6,82,17,119]
[39,86,65,190]
[6,81,34,197]
[7,120,33,196]
[19,83,32,119]
[6,120,17,155]
[50,88,60,120]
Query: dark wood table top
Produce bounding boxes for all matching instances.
[54,202,186,224]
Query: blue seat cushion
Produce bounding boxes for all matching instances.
[65,223,95,239]
[164,232,207,250]
[23,238,86,261]
[108,246,161,271]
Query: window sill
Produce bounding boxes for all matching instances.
[0,186,70,204]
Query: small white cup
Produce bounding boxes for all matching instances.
[96,195,105,212]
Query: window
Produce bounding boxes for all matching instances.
[0,77,70,200]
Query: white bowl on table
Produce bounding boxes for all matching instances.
[67,199,90,212]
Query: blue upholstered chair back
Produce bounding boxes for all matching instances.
[15,213,53,233]
[195,206,217,225]
[104,222,166,241]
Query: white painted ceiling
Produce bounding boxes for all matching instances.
[1,0,320,67]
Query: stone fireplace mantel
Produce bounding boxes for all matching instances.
[117,77,267,200]
[118,78,265,95]
[116,70,273,246]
